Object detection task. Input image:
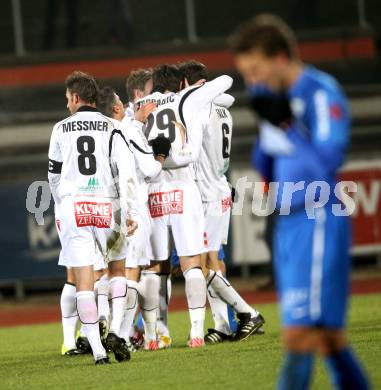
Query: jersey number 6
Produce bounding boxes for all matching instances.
[222,123,231,158]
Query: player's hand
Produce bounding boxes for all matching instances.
[248,85,292,127]
[150,136,171,158]
[259,121,294,156]
[126,219,138,236]
[134,101,156,123]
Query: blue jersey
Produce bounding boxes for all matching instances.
[251,67,351,328]
[253,66,350,210]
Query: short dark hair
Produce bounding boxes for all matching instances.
[152,64,181,93]
[179,60,208,86]
[228,14,298,59]
[97,86,116,118]
[125,68,152,102]
[65,71,99,104]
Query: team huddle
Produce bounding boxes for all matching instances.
[48,61,265,365]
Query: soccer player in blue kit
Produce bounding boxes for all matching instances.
[229,14,369,390]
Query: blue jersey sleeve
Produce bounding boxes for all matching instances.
[252,139,273,182]
[279,79,350,186]
[307,86,350,176]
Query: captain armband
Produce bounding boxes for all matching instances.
[48,159,63,174]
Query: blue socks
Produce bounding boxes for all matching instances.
[227,305,238,333]
[325,348,369,390]
[278,348,369,390]
[278,352,314,390]
[135,311,144,331]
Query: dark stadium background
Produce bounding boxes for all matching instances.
[0,0,380,298]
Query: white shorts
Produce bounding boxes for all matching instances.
[125,203,152,268]
[148,180,205,260]
[203,196,232,252]
[56,211,106,270]
[57,196,128,268]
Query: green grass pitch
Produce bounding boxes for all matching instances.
[0,293,380,389]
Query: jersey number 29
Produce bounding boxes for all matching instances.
[144,108,177,142]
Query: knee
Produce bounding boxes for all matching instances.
[316,330,347,356]
[108,260,125,277]
[283,327,316,352]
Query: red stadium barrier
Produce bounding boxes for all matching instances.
[0,36,375,87]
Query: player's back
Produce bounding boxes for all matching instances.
[49,107,121,199]
[139,91,192,182]
[195,103,232,201]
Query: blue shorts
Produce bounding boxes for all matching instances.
[274,206,350,328]
[170,247,225,267]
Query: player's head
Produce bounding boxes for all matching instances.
[152,64,182,93]
[65,71,99,114]
[125,68,153,103]
[178,60,208,89]
[97,86,125,121]
[229,14,299,91]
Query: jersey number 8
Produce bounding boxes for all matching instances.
[77,136,96,175]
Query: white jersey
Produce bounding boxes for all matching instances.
[48,106,138,218]
[195,96,234,201]
[121,114,161,204]
[125,102,134,120]
[139,75,233,183]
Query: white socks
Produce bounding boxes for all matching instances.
[207,285,231,335]
[139,271,160,341]
[108,276,128,336]
[95,274,109,321]
[157,273,171,337]
[207,270,257,317]
[76,291,106,359]
[60,283,78,350]
[183,267,206,339]
[119,279,139,341]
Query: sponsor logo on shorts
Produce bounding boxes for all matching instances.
[74,201,112,228]
[221,196,232,212]
[148,190,184,218]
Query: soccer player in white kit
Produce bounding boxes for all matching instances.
[48,71,139,364]
[179,60,265,343]
[97,82,171,350]
[140,64,233,347]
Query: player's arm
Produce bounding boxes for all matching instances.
[308,87,350,175]
[277,86,350,181]
[110,131,139,221]
[252,139,273,182]
[162,113,205,168]
[48,124,63,205]
[213,93,235,109]
[180,76,233,125]
[168,76,232,167]
[122,120,163,179]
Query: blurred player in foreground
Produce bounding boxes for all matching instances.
[230,14,369,390]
